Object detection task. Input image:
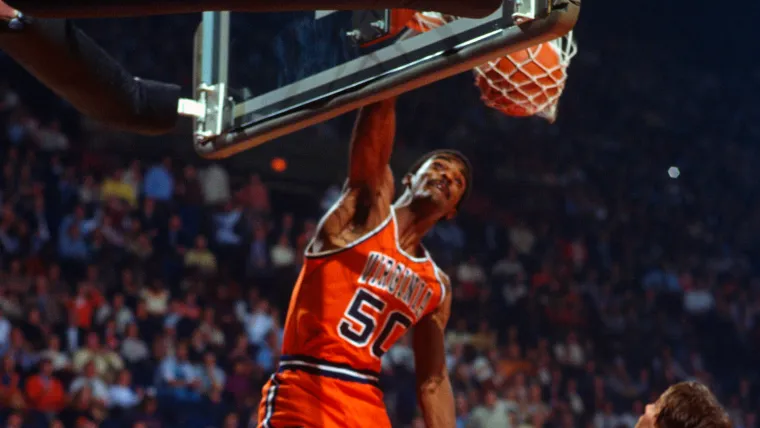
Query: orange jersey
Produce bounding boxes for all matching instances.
[258,208,448,428]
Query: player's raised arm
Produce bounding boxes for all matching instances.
[413,279,455,428]
[313,97,397,249]
[346,97,397,196]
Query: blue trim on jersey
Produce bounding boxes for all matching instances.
[280,354,381,378]
[278,355,381,388]
[261,374,279,428]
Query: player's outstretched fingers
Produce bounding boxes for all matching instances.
[0,0,26,32]
[0,0,17,20]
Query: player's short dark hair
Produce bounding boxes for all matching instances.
[656,382,731,428]
[407,149,473,211]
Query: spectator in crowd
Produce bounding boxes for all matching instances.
[184,235,217,275]
[200,164,231,207]
[158,342,201,403]
[70,361,109,405]
[197,352,225,394]
[101,168,137,208]
[72,332,124,382]
[121,324,150,366]
[236,296,274,348]
[107,369,142,410]
[24,358,67,413]
[143,158,174,202]
[40,336,70,372]
[236,173,271,218]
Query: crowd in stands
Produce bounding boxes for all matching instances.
[2,6,760,428]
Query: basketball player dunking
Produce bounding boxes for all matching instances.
[257,97,470,428]
[636,381,730,428]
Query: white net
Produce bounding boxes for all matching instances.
[473,32,577,122]
[408,12,578,122]
[408,11,455,32]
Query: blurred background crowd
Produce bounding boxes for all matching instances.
[2,3,760,428]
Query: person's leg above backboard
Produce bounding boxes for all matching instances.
[0,2,181,135]
[5,0,502,19]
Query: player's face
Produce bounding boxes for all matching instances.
[635,403,659,428]
[407,155,468,218]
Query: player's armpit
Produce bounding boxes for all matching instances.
[412,282,455,428]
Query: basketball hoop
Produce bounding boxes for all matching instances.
[407,11,577,122]
[188,2,578,158]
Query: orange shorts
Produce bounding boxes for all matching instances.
[257,356,391,428]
